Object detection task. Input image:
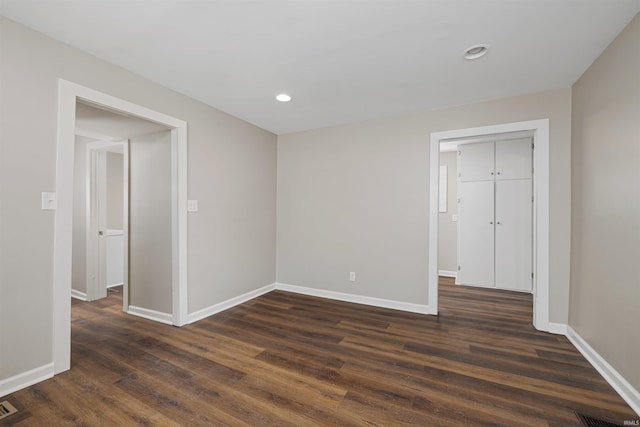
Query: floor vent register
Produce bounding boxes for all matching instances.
[0,401,18,420]
[576,412,627,427]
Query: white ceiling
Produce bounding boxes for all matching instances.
[76,101,169,140]
[2,1,639,135]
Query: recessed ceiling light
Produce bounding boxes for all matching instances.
[463,44,490,60]
[276,93,291,102]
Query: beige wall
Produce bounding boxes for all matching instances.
[438,151,458,274]
[570,13,640,391]
[106,152,123,230]
[129,131,172,314]
[0,17,277,381]
[278,88,571,317]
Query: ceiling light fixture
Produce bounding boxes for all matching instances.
[463,44,490,60]
[276,93,292,102]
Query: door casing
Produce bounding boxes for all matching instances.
[53,79,188,375]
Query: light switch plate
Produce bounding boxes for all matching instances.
[41,192,57,210]
[187,199,198,212]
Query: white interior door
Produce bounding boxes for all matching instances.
[495,179,532,291]
[495,138,532,180]
[86,148,108,301]
[457,180,494,287]
[86,141,126,301]
[459,142,494,182]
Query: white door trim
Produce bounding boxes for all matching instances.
[428,119,550,331]
[54,79,188,375]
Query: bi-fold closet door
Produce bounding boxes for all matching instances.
[457,138,533,292]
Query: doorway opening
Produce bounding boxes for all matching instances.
[428,119,552,332]
[53,80,188,375]
[72,136,127,303]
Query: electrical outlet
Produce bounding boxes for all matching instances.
[452,214,458,222]
[349,272,356,282]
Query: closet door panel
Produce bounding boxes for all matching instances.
[457,181,494,287]
[458,142,494,182]
[495,138,532,180]
[495,179,532,291]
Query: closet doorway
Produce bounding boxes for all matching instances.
[428,119,552,332]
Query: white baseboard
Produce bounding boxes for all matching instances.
[0,363,54,398]
[127,306,173,325]
[275,283,432,314]
[566,326,640,416]
[71,289,87,301]
[546,322,567,335]
[187,283,276,324]
[438,270,457,278]
[107,282,123,288]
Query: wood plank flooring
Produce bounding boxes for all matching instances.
[2,279,637,426]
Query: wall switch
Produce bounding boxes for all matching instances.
[41,192,57,210]
[187,200,198,212]
[452,214,458,222]
[349,272,356,282]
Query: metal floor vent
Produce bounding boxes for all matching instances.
[576,412,625,427]
[0,401,18,420]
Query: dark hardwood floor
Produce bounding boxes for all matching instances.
[2,279,637,426]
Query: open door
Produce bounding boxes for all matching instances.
[85,140,126,301]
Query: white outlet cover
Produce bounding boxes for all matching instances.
[452,214,458,222]
[41,192,57,210]
[187,199,198,212]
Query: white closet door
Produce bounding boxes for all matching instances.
[459,142,494,182]
[495,138,532,180]
[457,181,494,287]
[495,179,532,291]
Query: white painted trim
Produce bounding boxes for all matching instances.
[54,79,188,376]
[70,289,87,301]
[438,270,457,278]
[53,81,76,374]
[172,125,189,326]
[567,326,640,416]
[275,283,432,314]
[546,322,567,335]
[187,282,434,324]
[429,119,550,329]
[122,140,130,313]
[0,363,54,398]
[107,283,123,288]
[187,283,276,324]
[428,132,440,315]
[127,306,173,326]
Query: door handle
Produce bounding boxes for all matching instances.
[496,221,502,225]
[489,221,494,225]
[98,230,104,236]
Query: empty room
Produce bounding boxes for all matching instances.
[0,1,639,425]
